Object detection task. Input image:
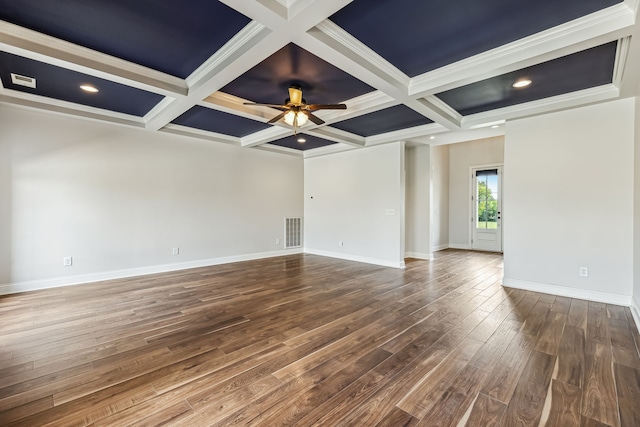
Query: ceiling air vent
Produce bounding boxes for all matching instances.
[10,73,36,88]
[284,217,302,249]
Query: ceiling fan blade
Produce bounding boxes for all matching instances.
[267,111,288,124]
[306,112,325,125]
[243,102,288,110]
[306,104,347,111]
[289,87,303,105]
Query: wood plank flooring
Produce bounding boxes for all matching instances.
[0,250,639,426]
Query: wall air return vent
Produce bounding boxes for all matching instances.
[10,73,36,88]
[284,217,302,249]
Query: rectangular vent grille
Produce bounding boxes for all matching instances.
[11,73,36,88]
[285,217,302,249]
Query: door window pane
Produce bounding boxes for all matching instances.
[476,170,498,229]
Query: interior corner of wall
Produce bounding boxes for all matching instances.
[631,296,640,333]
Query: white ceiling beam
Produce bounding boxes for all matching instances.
[409,3,636,98]
[302,21,462,130]
[160,124,241,146]
[0,90,146,128]
[462,84,619,128]
[0,20,187,97]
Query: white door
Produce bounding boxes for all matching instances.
[472,167,502,252]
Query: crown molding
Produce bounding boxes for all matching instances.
[409,3,636,98]
[365,123,444,146]
[241,125,293,148]
[303,142,359,158]
[160,124,241,146]
[0,89,146,128]
[462,84,619,128]
[0,20,187,97]
[256,143,304,157]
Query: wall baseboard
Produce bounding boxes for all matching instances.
[304,248,405,269]
[631,297,640,334]
[503,278,632,307]
[0,249,303,296]
[405,252,434,261]
[448,244,471,250]
[432,245,449,252]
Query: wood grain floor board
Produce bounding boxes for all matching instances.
[0,251,638,426]
[396,337,484,419]
[461,393,506,426]
[539,379,582,427]
[416,364,491,426]
[501,350,556,426]
[556,325,586,388]
[608,317,640,370]
[374,407,419,427]
[535,311,568,356]
[613,363,640,427]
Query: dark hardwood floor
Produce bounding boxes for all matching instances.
[1,250,639,426]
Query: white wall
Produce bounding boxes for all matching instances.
[448,137,504,248]
[304,142,405,268]
[431,144,450,252]
[0,104,304,293]
[405,145,431,259]
[634,96,640,322]
[504,98,634,304]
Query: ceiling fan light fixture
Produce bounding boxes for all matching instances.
[284,110,308,127]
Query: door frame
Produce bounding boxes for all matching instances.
[468,163,503,252]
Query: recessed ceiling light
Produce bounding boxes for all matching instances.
[512,79,532,88]
[491,125,500,129]
[297,138,306,143]
[429,136,435,140]
[80,84,99,93]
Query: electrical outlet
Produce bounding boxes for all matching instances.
[276,238,280,245]
[172,247,179,255]
[63,256,72,267]
[579,267,588,277]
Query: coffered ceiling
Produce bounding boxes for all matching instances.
[0,0,638,156]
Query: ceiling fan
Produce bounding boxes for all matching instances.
[243,85,346,133]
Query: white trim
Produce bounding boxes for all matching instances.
[304,248,405,269]
[159,124,241,146]
[462,84,619,129]
[0,249,302,296]
[448,244,471,250]
[312,20,410,89]
[0,20,187,97]
[631,297,640,333]
[432,244,449,252]
[409,3,635,97]
[470,164,504,252]
[503,278,632,306]
[405,252,434,261]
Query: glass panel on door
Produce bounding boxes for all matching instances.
[476,169,498,229]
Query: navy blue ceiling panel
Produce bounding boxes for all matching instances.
[0,52,164,116]
[172,106,271,138]
[220,44,373,105]
[331,105,433,137]
[0,1,250,78]
[331,0,621,77]
[269,134,338,151]
[436,42,617,116]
